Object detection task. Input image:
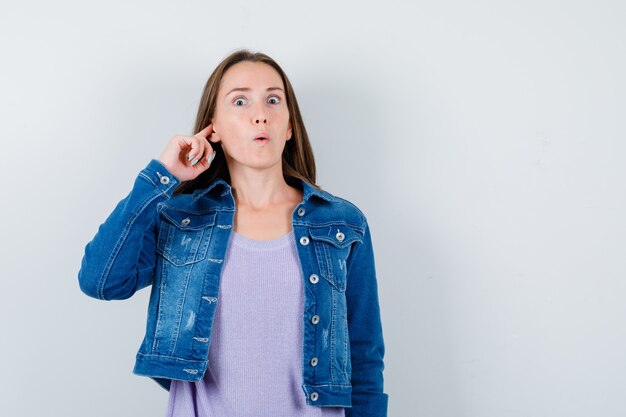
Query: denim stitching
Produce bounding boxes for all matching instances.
[343,309,349,378]
[330,279,338,385]
[293,219,364,233]
[139,172,176,199]
[161,204,233,215]
[138,172,156,187]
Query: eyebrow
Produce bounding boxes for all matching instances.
[225,87,284,96]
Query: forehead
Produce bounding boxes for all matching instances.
[219,61,284,94]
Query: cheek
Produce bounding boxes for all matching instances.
[268,107,289,123]
[215,113,242,136]
[222,110,248,126]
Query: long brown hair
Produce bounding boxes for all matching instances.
[173,48,321,196]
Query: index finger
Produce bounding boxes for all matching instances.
[195,123,214,139]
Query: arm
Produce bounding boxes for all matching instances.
[345,216,389,417]
[77,159,180,300]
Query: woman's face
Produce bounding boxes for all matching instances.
[210,61,292,170]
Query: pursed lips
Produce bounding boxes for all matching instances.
[254,132,270,142]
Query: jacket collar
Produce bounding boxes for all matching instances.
[192,177,334,203]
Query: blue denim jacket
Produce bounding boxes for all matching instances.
[78,159,388,416]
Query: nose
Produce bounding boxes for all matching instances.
[251,101,268,125]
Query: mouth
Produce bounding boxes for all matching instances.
[253,132,270,143]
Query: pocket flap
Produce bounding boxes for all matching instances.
[160,206,217,231]
[309,224,362,248]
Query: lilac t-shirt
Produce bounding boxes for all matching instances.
[164,229,346,417]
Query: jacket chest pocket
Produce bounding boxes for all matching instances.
[156,207,217,266]
[309,224,362,291]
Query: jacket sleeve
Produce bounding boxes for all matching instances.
[345,216,389,417]
[78,159,181,301]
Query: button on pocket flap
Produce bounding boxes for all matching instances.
[160,206,217,231]
[309,225,361,248]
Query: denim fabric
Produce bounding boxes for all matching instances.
[78,159,388,416]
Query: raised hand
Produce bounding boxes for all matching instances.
[157,124,217,182]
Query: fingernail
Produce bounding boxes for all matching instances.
[188,153,196,161]
[208,151,215,162]
[191,159,199,166]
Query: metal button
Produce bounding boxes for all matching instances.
[310,357,318,366]
[311,315,320,324]
[299,236,310,245]
[297,207,306,216]
[336,231,345,242]
[160,175,170,185]
[181,217,191,226]
[310,392,319,401]
[309,274,319,284]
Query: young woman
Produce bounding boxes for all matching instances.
[78,49,388,417]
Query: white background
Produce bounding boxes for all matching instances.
[1,1,625,416]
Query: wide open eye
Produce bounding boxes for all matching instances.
[233,97,247,106]
[268,95,281,104]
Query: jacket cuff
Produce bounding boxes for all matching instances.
[138,159,181,198]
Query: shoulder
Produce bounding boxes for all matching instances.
[318,188,368,231]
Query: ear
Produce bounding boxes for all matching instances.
[209,125,220,143]
[286,123,293,141]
